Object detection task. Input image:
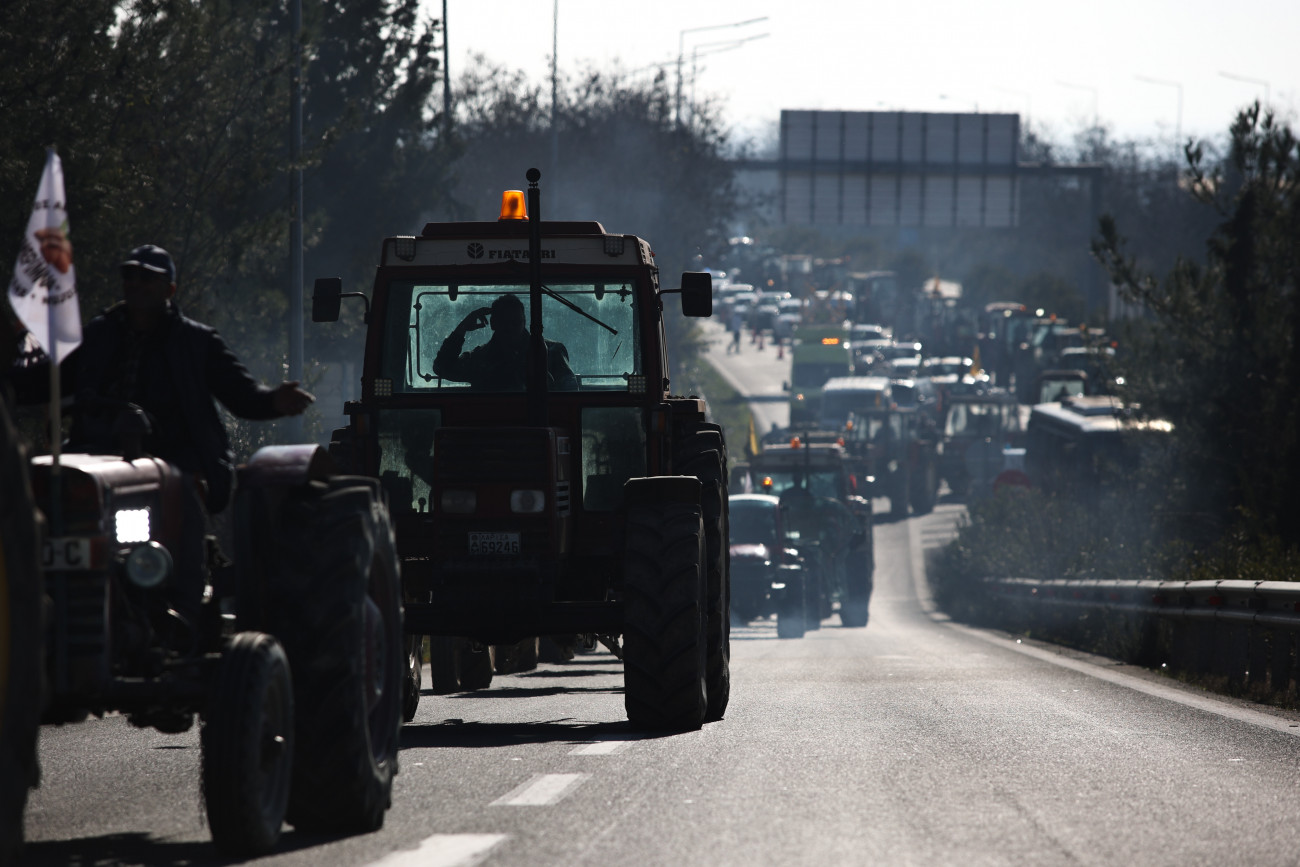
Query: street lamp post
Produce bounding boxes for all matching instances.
[287,0,303,442]
[1134,74,1183,145]
[675,16,768,126]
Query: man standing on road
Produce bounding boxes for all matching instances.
[729,310,743,354]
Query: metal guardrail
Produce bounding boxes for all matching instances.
[974,577,1300,693]
[985,577,1300,628]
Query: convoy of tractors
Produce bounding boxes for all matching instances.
[1,170,1110,859]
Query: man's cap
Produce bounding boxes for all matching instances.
[121,245,176,282]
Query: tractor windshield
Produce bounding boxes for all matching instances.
[381,280,641,393]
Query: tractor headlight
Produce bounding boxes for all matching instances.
[510,489,545,514]
[124,542,172,589]
[115,508,151,544]
[440,489,477,514]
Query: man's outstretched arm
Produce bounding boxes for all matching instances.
[206,329,312,419]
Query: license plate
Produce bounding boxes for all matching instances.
[468,532,520,556]
[42,537,93,570]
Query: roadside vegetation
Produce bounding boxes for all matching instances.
[932,106,1300,637]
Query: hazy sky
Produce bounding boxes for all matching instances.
[441,0,1297,150]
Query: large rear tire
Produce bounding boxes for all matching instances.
[675,426,730,722]
[202,632,294,856]
[623,502,708,731]
[266,481,402,833]
[0,399,41,865]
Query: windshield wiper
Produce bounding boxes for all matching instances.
[540,283,618,335]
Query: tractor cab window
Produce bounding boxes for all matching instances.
[382,280,640,393]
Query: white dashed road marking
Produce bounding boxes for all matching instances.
[366,833,507,867]
[491,773,589,806]
[569,741,628,756]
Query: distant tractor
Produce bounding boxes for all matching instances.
[731,439,873,631]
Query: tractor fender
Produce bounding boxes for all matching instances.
[624,475,700,507]
[237,444,336,490]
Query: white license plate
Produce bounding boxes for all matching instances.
[42,537,93,570]
[468,532,520,556]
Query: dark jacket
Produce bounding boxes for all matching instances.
[69,302,278,512]
[433,328,578,391]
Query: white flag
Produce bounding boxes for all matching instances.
[8,148,82,363]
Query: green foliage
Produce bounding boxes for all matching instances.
[1094,104,1300,553]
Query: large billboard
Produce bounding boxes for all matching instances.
[779,110,1021,228]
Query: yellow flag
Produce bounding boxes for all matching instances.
[747,413,760,457]
[970,345,983,377]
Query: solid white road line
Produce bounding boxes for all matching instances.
[365,833,507,867]
[907,512,1300,738]
[956,623,1300,739]
[569,741,628,756]
[490,773,589,806]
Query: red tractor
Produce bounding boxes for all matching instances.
[3,400,403,856]
[315,169,730,730]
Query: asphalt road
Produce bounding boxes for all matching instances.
[20,321,1300,866]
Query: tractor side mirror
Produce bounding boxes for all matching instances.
[312,277,343,322]
[680,271,712,318]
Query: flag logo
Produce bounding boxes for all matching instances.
[9,148,82,362]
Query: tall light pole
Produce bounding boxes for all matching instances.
[1056,80,1099,129]
[675,16,767,126]
[442,0,450,136]
[551,0,559,208]
[1219,70,1270,107]
[1134,74,1183,145]
[288,0,303,441]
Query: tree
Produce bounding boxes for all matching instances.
[1094,104,1300,551]
[444,61,736,279]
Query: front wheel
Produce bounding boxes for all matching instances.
[267,480,402,834]
[202,632,294,856]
